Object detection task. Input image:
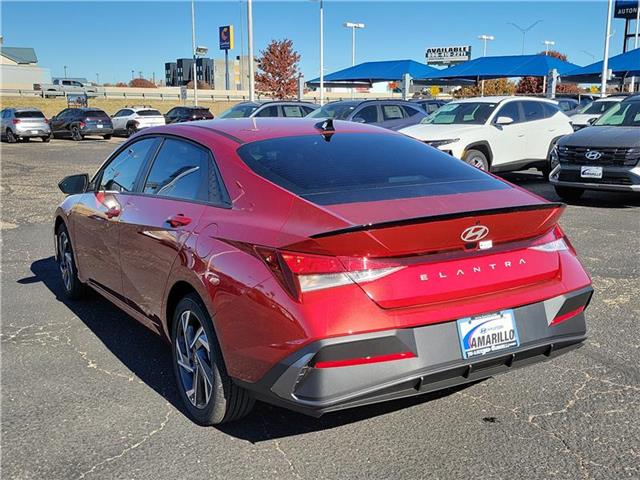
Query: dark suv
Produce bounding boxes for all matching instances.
[219,101,318,118]
[306,99,427,130]
[50,108,113,141]
[164,106,214,124]
[550,94,640,200]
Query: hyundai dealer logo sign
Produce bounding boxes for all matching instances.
[461,225,489,242]
[585,151,603,161]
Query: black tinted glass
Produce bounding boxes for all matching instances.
[143,139,208,201]
[15,111,45,119]
[85,110,109,118]
[496,102,520,122]
[522,101,544,121]
[237,133,508,205]
[99,138,157,192]
[137,109,162,116]
[255,106,279,117]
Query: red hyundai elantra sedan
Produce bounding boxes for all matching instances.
[55,118,592,425]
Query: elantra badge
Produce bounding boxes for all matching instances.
[585,150,602,161]
[461,225,489,243]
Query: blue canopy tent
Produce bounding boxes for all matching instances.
[417,54,581,82]
[306,59,457,87]
[562,48,640,83]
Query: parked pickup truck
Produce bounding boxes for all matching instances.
[33,79,104,97]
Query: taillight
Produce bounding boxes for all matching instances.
[12,119,21,124]
[256,248,404,300]
[79,121,86,128]
[550,305,585,326]
[44,118,49,124]
[528,226,575,254]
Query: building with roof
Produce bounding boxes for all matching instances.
[0,45,51,89]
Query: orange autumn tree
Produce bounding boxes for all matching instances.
[256,39,301,99]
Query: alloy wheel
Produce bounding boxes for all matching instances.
[175,310,214,409]
[468,156,487,170]
[6,129,16,143]
[58,231,73,292]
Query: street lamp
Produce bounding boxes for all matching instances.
[477,34,494,96]
[601,0,614,97]
[343,22,365,66]
[96,73,100,85]
[247,0,255,101]
[317,0,325,105]
[542,40,555,55]
[64,65,68,78]
[507,20,542,54]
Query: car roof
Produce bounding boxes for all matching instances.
[451,96,556,104]
[323,99,417,106]
[142,117,396,145]
[235,100,318,107]
[7,107,43,112]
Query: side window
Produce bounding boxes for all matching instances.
[352,105,378,123]
[143,139,209,201]
[57,109,70,119]
[113,109,125,118]
[401,105,422,117]
[255,105,279,117]
[62,80,71,86]
[282,105,304,117]
[542,102,560,118]
[382,105,405,120]
[496,101,521,123]
[166,108,177,117]
[98,138,157,193]
[522,101,545,122]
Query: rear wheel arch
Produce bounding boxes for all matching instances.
[54,215,68,260]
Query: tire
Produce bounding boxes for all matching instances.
[126,124,137,137]
[171,294,255,425]
[6,129,17,143]
[103,134,112,140]
[462,149,489,171]
[554,186,584,201]
[56,224,87,300]
[70,125,83,141]
[20,137,30,143]
[42,135,51,143]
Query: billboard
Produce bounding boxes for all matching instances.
[426,46,471,65]
[615,0,638,18]
[219,25,234,50]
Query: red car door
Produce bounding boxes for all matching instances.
[118,138,214,327]
[72,137,160,295]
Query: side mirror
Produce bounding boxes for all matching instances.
[587,117,597,125]
[495,116,514,125]
[58,174,89,195]
[353,117,366,124]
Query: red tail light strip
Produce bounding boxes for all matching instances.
[551,306,585,326]
[314,351,416,368]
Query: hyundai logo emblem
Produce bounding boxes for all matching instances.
[461,225,489,243]
[585,150,602,161]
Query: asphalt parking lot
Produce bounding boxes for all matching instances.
[1,138,639,480]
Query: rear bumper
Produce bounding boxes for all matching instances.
[14,126,51,137]
[237,286,592,416]
[81,127,113,136]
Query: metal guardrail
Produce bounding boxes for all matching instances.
[0,88,405,103]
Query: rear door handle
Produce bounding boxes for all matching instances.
[167,214,192,228]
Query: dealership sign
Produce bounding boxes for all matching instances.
[614,0,638,18]
[426,46,471,65]
[219,25,234,50]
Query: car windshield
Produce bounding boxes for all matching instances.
[594,101,640,127]
[306,102,358,119]
[137,109,162,116]
[219,104,259,118]
[15,111,45,119]
[421,102,497,125]
[579,101,618,115]
[236,133,507,205]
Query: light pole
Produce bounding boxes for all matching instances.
[601,0,614,97]
[630,0,640,92]
[343,22,365,66]
[319,0,324,105]
[131,70,134,81]
[478,34,494,96]
[247,0,255,101]
[96,73,100,85]
[191,0,198,105]
[507,20,542,55]
[63,65,68,78]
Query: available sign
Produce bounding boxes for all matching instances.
[426,46,471,65]
[614,0,638,18]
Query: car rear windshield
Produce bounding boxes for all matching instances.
[306,102,359,120]
[137,109,162,116]
[85,110,109,118]
[236,133,508,205]
[15,111,45,119]
[219,104,259,118]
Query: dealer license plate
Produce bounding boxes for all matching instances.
[97,124,103,129]
[457,310,519,359]
[580,166,602,179]
[31,130,38,134]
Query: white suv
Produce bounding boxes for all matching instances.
[400,96,573,176]
[111,106,166,137]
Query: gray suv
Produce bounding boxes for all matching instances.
[306,99,427,131]
[550,95,640,200]
[219,101,318,119]
[1,108,51,143]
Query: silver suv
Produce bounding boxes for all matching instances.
[1,108,51,143]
